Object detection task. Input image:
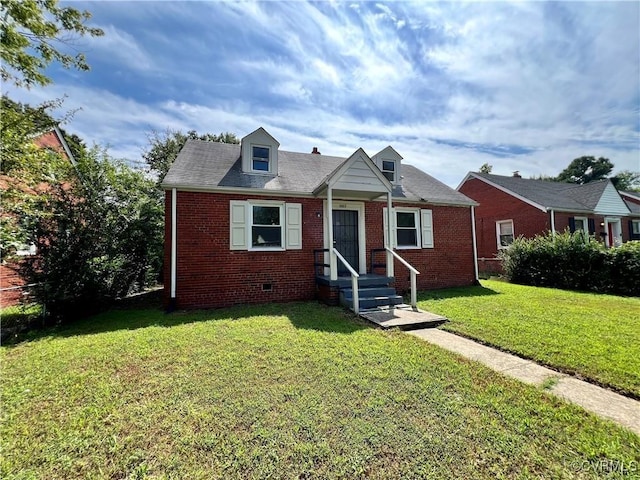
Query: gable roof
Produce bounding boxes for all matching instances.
[162,140,476,206]
[459,172,630,215]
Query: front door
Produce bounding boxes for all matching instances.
[333,210,359,275]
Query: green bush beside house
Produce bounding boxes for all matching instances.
[500,231,640,296]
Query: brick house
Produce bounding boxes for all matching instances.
[0,126,76,308]
[457,172,638,275]
[162,127,479,311]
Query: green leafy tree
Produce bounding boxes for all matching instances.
[1,0,103,88]
[479,163,492,174]
[144,129,239,183]
[555,156,614,184]
[610,170,640,192]
[20,146,164,320]
[0,96,74,253]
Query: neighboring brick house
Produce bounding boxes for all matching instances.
[162,127,479,311]
[0,126,76,308]
[457,172,636,275]
[619,190,640,241]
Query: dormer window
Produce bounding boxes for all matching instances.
[252,146,270,172]
[382,160,396,182]
[241,127,280,175]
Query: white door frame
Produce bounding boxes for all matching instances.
[323,200,367,275]
[604,217,622,247]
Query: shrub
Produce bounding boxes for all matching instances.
[500,231,639,296]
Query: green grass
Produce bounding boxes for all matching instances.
[418,280,640,398]
[2,303,638,479]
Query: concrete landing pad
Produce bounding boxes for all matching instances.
[360,306,447,330]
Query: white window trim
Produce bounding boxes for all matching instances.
[249,201,285,251]
[251,144,272,174]
[574,216,588,232]
[496,220,514,250]
[632,219,640,235]
[381,159,396,183]
[394,207,421,249]
[384,207,434,250]
[230,200,302,251]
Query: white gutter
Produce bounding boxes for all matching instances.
[471,206,479,281]
[171,188,177,299]
[550,209,556,236]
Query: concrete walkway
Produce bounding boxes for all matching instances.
[408,328,640,436]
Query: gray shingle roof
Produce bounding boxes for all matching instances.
[162,140,475,206]
[469,172,613,211]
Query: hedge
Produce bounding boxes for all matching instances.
[499,231,640,296]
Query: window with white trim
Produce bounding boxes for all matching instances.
[384,207,434,249]
[396,210,419,248]
[496,220,514,248]
[574,216,587,232]
[251,204,282,248]
[230,200,302,251]
[632,220,640,235]
[381,160,396,182]
[252,146,270,172]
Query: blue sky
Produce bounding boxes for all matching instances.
[5,1,640,187]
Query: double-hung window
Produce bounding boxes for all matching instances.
[396,210,419,248]
[252,146,270,172]
[230,200,302,251]
[251,204,283,248]
[496,220,514,248]
[384,207,434,249]
[381,160,395,182]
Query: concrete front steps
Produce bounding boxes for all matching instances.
[338,280,447,330]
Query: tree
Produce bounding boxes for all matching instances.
[143,129,239,183]
[610,170,640,192]
[1,0,103,88]
[555,156,614,184]
[479,163,492,174]
[20,146,164,320]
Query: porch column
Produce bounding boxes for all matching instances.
[550,209,556,236]
[327,186,337,280]
[386,191,394,277]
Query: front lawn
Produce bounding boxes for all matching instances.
[418,280,640,398]
[2,303,638,479]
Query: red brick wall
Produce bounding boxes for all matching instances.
[164,191,477,309]
[459,178,549,259]
[0,262,27,308]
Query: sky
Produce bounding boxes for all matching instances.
[5,0,640,187]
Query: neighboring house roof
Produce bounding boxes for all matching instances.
[459,172,631,215]
[163,140,476,206]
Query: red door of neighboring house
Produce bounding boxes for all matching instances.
[608,222,614,247]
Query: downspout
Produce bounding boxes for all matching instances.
[471,206,479,282]
[170,188,177,302]
[327,186,337,281]
[387,192,394,278]
[550,209,556,236]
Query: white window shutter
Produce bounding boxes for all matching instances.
[230,201,248,250]
[421,209,434,248]
[285,203,303,249]
[383,207,396,248]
